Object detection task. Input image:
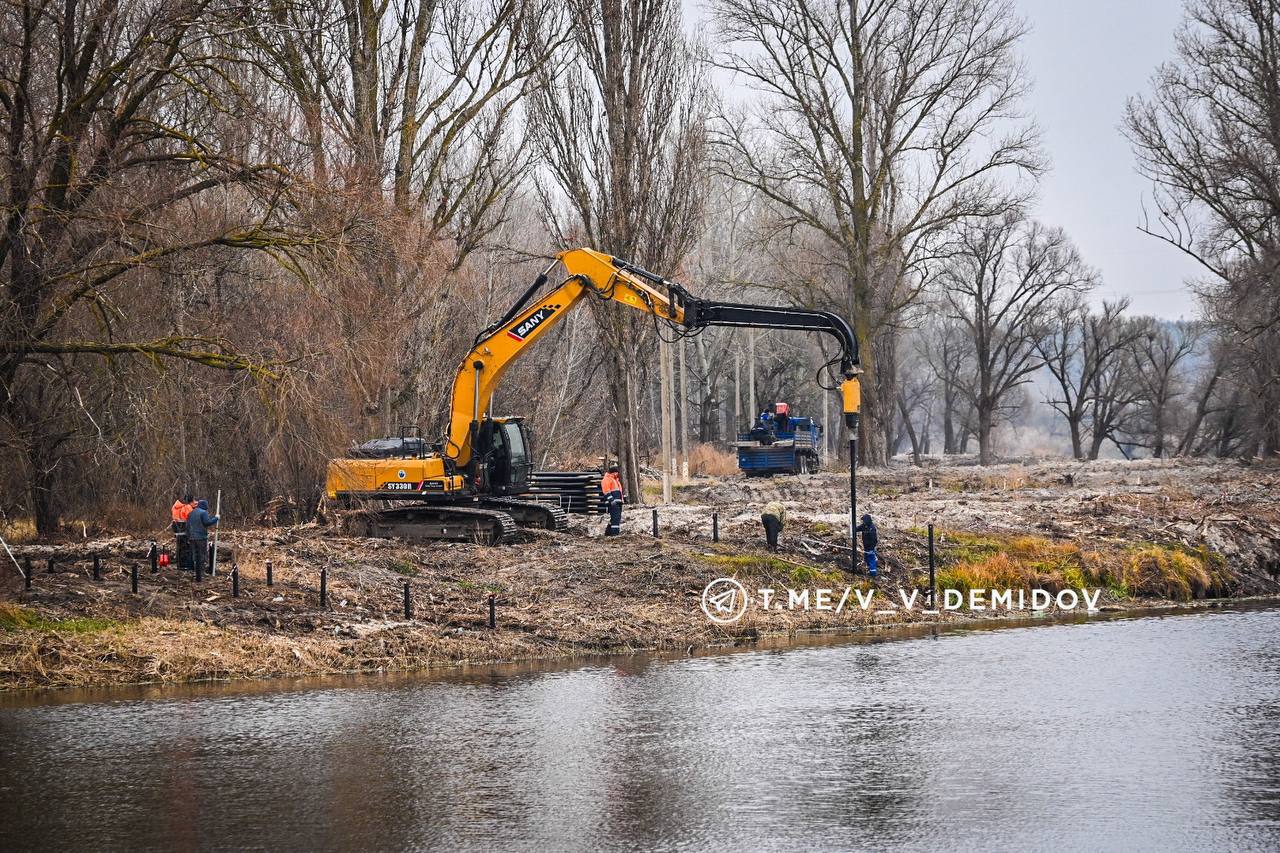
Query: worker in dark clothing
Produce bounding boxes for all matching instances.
[170,494,195,570]
[773,402,790,434]
[855,513,879,577]
[186,499,219,577]
[752,404,777,445]
[601,465,624,536]
[761,500,786,551]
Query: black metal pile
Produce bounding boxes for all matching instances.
[525,471,606,514]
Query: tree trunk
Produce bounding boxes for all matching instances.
[943,388,956,454]
[1068,415,1084,460]
[27,445,59,535]
[1088,427,1106,461]
[1176,369,1219,456]
[897,392,923,467]
[603,347,641,499]
[977,402,994,466]
[853,318,889,466]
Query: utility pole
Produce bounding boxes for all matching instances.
[733,350,741,435]
[659,338,673,504]
[747,330,757,420]
[823,389,831,457]
[678,337,689,479]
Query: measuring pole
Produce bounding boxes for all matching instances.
[0,533,26,583]
[210,489,222,577]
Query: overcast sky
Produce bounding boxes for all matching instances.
[1019,0,1200,319]
[689,0,1204,320]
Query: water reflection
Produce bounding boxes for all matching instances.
[0,607,1277,851]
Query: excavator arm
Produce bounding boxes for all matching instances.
[446,247,861,468]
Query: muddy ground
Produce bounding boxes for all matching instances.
[2,458,1278,691]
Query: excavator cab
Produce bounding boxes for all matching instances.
[470,417,533,496]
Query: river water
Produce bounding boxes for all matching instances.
[1,605,1278,852]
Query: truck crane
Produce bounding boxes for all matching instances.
[325,247,861,544]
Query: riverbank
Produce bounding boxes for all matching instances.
[2,458,1278,691]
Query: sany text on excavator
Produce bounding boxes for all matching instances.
[325,247,861,544]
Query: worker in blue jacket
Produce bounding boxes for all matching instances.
[186,499,219,577]
[855,513,879,577]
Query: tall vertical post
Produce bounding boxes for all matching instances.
[93,553,102,582]
[24,557,32,590]
[266,559,274,586]
[652,508,659,538]
[823,390,831,458]
[149,543,158,575]
[849,436,858,573]
[927,523,936,608]
[733,351,741,434]
[231,564,240,598]
[488,593,496,629]
[712,512,719,543]
[210,489,222,577]
[404,582,413,620]
[747,330,757,419]
[678,337,689,480]
[659,337,673,504]
[131,561,139,594]
[319,567,328,608]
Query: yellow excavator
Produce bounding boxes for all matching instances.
[325,247,861,543]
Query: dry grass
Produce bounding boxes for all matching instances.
[930,529,1228,603]
[688,443,739,477]
[95,501,163,535]
[1107,546,1223,601]
[0,517,38,545]
[934,532,1083,594]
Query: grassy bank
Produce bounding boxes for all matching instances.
[916,529,1234,602]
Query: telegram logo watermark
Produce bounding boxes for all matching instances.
[701,577,751,624]
[700,580,1101,624]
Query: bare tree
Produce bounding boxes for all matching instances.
[709,0,1043,464]
[1174,331,1228,456]
[1120,319,1200,458]
[921,316,976,454]
[530,0,709,496]
[1038,297,1144,459]
[1126,0,1280,454]
[248,0,561,252]
[938,213,1096,465]
[896,328,937,465]
[0,0,318,531]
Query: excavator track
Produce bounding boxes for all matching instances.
[348,503,520,545]
[480,497,569,531]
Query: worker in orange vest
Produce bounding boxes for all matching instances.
[601,465,624,536]
[171,494,195,570]
[171,495,195,523]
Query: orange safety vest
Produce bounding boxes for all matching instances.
[171,500,194,522]
[601,472,623,496]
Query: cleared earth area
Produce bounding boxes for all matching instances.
[2,458,1278,690]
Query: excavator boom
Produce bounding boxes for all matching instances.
[445,247,861,468]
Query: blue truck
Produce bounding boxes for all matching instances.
[736,414,824,476]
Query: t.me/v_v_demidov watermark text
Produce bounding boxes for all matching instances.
[700,578,1103,625]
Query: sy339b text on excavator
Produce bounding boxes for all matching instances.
[325,247,861,544]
